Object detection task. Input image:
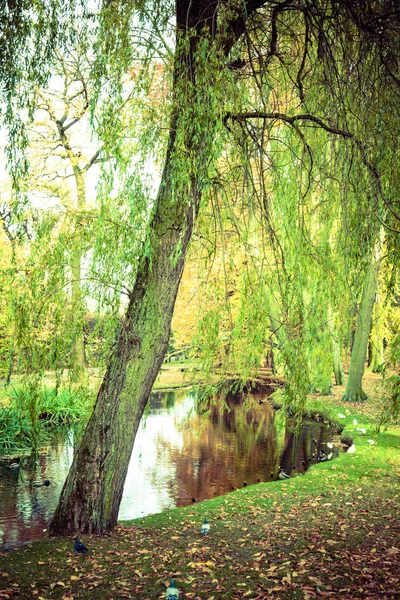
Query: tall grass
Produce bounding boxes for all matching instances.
[0,383,93,455]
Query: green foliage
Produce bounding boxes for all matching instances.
[1,0,399,426]
[0,383,93,454]
[0,404,41,454]
[379,330,400,429]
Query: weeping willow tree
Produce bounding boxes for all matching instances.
[191,4,398,412]
[192,0,400,415]
[2,0,399,534]
[50,0,264,535]
[192,122,358,415]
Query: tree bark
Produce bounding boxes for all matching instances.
[50,157,198,533]
[50,0,269,535]
[343,239,382,402]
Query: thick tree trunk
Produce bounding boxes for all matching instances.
[50,0,268,536]
[50,157,199,534]
[50,0,271,537]
[343,241,382,402]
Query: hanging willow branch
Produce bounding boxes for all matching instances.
[223,111,400,227]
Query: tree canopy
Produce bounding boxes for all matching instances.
[1,0,399,533]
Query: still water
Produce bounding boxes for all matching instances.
[0,388,336,549]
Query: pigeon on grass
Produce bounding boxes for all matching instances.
[74,536,89,555]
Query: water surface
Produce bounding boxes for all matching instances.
[0,388,336,549]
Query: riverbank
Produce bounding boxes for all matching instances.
[0,374,399,599]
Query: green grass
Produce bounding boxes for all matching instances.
[0,385,93,455]
[1,390,399,599]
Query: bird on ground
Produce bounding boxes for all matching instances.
[278,469,291,480]
[74,536,89,555]
[347,444,356,453]
[166,578,179,599]
[356,427,367,434]
[200,518,210,535]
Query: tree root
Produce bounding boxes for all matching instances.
[342,390,368,402]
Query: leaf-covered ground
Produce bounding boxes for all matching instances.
[1,375,399,599]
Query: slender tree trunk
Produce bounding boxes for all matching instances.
[343,240,382,402]
[310,305,332,395]
[328,307,344,386]
[366,295,385,373]
[50,0,267,535]
[332,333,345,385]
[70,167,87,381]
[70,247,86,378]
[269,304,285,376]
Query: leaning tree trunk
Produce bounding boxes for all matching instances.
[343,240,382,402]
[50,160,198,533]
[50,0,267,536]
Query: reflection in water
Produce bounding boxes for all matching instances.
[0,388,336,549]
[0,432,73,550]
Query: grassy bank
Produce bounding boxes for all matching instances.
[0,375,399,599]
[0,385,93,457]
[0,362,200,457]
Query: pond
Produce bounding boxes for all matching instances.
[0,388,338,550]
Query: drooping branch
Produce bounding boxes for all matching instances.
[224,111,400,223]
